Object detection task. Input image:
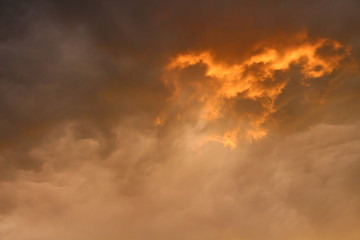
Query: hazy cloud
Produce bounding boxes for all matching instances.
[0,0,360,239]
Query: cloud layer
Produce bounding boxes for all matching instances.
[1,0,360,239]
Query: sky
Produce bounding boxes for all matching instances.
[0,0,360,239]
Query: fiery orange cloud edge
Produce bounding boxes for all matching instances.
[156,33,351,149]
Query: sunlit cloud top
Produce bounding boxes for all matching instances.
[160,34,350,148]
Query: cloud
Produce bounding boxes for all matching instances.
[0,0,360,239]
[159,33,351,147]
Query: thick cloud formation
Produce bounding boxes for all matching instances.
[0,0,360,240]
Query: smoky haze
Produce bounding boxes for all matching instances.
[0,0,360,240]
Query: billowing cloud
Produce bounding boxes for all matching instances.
[0,0,360,240]
[160,33,351,147]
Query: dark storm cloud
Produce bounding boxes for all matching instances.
[44,0,360,57]
[1,0,359,154]
[0,0,169,174]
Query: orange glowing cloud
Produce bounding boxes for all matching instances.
[159,34,350,149]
